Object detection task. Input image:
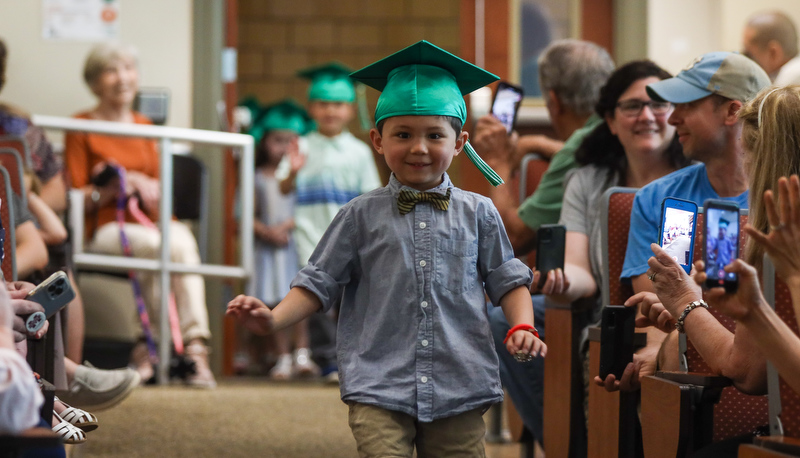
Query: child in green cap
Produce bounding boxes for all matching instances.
[277,62,382,379]
[228,41,545,456]
[244,99,320,379]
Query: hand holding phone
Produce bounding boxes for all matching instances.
[599,305,636,380]
[24,271,75,333]
[535,224,566,289]
[703,200,739,292]
[659,197,698,274]
[491,81,524,134]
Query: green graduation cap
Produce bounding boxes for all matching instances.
[248,99,313,142]
[350,40,504,186]
[297,62,356,103]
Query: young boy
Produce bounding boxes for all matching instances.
[228,41,546,456]
[277,62,382,378]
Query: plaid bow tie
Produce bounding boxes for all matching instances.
[397,189,451,215]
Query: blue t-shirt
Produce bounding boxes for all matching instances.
[620,163,749,281]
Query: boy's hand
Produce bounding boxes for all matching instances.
[505,330,547,361]
[287,140,306,173]
[226,295,274,335]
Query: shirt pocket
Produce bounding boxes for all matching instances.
[435,239,479,294]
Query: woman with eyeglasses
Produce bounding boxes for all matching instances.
[533,60,690,312]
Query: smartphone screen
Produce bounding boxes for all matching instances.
[659,197,698,274]
[491,81,524,134]
[703,200,739,292]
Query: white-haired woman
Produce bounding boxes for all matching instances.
[64,43,215,388]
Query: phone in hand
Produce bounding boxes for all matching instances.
[491,81,524,134]
[658,197,698,274]
[535,224,566,289]
[703,199,739,293]
[599,305,636,380]
[91,164,119,187]
[28,271,75,319]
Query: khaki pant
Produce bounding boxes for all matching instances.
[348,403,486,458]
[89,221,210,342]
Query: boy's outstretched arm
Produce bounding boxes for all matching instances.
[226,287,322,335]
[499,285,547,358]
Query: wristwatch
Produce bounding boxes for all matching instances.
[91,188,101,204]
[675,300,709,333]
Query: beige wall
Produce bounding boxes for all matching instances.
[0,0,193,128]
[643,0,800,74]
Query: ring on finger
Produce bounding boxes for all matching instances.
[770,223,786,231]
[648,272,657,282]
[514,351,533,363]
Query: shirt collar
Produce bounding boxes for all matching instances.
[388,172,453,197]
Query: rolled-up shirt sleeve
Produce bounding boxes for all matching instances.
[479,203,534,305]
[290,204,357,313]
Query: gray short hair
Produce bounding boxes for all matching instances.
[83,42,138,87]
[747,11,798,58]
[538,39,615,117]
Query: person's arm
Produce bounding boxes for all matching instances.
[27,193,67,245]
[227,287,322,335]
[15,221,48,279]
[472,115,537,255]
[500,285,547,357]
[516,135,563,161]
[647,246,767,393]
[38,174,68,214]
[278,141,305,195]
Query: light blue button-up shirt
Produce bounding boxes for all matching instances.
[292,173,533,422]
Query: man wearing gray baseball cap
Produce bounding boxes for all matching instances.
[596,51,770,393]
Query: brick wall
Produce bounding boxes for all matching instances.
[237,0,462,182]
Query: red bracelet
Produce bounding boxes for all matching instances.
[503,324,540,344]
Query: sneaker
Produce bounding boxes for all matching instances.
[269,354,293,381]
[320,364,339,384]
[184,341,217,389]
[292,348,320,378]
[57,362,140,412]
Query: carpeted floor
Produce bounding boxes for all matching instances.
[70,379,527,458]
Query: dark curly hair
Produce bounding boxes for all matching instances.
[575,60,690,183]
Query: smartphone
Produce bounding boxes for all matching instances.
[599,305,636,380]
[703,200,739,292]
[658,197,698,274]
[27,271,75,319]
[535,224,566,289]
[91,164,118,187]
[491,81,524,134]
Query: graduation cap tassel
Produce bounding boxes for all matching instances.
[356,83,372,132]
[463,141,504,187]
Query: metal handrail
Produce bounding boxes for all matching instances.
[33,115,254,384]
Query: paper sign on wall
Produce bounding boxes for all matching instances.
[42,0,120,41]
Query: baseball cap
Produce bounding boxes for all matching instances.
[646,52,770,104]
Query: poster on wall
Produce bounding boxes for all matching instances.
[42,0,120,41]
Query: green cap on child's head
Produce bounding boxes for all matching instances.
[350,40,499,125]
[249,99,313,142]
[297,62,356,103]
[350,40,505,187]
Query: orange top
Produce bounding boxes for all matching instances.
[64,111,159,236]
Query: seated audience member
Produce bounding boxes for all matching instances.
[632,86,800,456]
[63,43,215,388]
[599,52,770,392]
[474,39,615,444]
[742,10,800,86]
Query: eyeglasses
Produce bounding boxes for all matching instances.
[616,99,673,117]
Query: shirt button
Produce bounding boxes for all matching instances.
[421,376,428,383]
[421,301,428,308]
[421,339,429,347]
[419,260,426,267]
[419,222,427,229]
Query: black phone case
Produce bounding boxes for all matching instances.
[599,305,636,380]
[491,81,524,134]
[536,224,566,288]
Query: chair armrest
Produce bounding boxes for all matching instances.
[655,371,732,388]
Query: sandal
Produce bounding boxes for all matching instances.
[56,396,99,432]
[52,411,87,444]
